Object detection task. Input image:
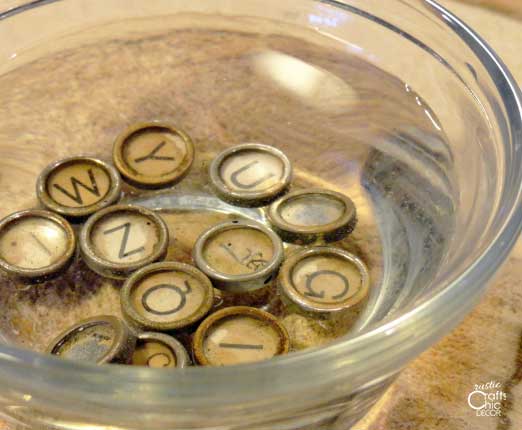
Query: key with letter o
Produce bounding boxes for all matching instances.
[120,261,214,331]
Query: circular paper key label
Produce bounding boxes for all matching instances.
[113,122,194,188]
[203,228,274,276]
[37,156,122,218]
[267,188,357,244]
[0,210,76,279]
[278,247,369,313]
[131,332,190,368]
[80,204,168,280]
[121,262,214,331]
[209,143,292,207]
[193,220,284,292]
[193,306,289,366]
[46,316,136,364]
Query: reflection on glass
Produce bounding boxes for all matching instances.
[253,50,358,112]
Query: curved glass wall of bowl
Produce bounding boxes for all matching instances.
[0,0,520,430]
[359,129,456,329]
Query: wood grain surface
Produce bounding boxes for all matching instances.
[458,0,522,16]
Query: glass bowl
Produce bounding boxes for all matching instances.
[0,0,521,429]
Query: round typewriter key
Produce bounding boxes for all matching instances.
[36,156,122,219]
[193,220,284,293]
[267,188,357,244]
[113,121,195,188]
[278,247,369,313]
[209,143,292,207]
[80,204,168,280]
[0,209,76,280]
[131,332,190,368]
[121,262,214,331]
[46,315,136,364]
[193,306,289,366]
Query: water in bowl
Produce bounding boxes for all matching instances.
[0,14,455,355]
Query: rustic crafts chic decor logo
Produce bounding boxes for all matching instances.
[467,381,507,417]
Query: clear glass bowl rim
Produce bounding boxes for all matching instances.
[0,0,521,408]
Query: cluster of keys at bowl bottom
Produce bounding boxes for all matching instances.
[0,121,369,367]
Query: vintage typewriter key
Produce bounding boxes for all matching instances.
[80,204,168,280]
[267,188,357,244]
[193,220,284,293]
[209,143,292,207]
[0,209,76,280]
[36,156,121,219]
[193,306,289,366]
[46,316,136,364]
[121,262,214,331]
[131,332,190,368]
[112,121,195,188]
[278,246,369,314]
